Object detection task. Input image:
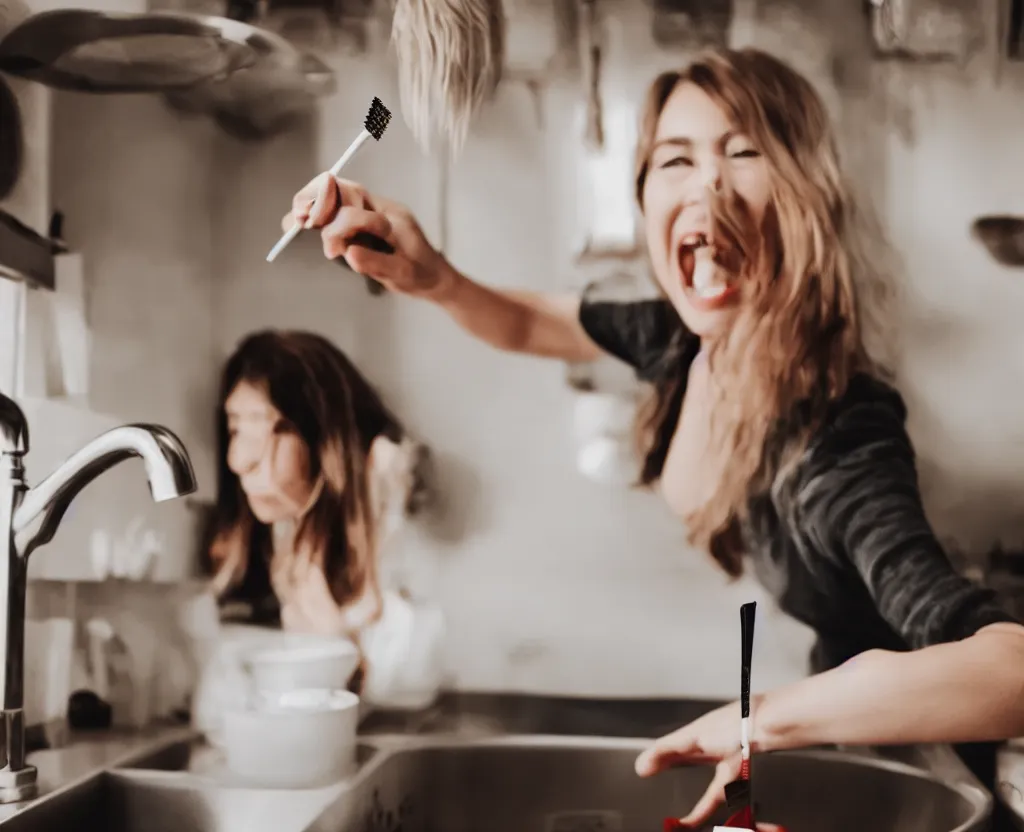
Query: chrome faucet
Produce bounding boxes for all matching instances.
[0,391,196,803]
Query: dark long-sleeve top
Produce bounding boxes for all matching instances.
[578,297,1019,672]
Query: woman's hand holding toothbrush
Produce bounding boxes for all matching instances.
[284,174,456,302]
[637,699,785,831]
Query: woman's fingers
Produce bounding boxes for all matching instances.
[321,207,396,261]
[679,755,742,827]
[285,175,372,232]
[289,173,333,229]
[636,725,709,777]
[344,249,401,286]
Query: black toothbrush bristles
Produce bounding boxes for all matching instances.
[365,97,392,141]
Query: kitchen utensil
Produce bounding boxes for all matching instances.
[972,215,1024,267]
[84,617,137,728]
[0,10,261,92]
[663,602,761,832]
[67,689,112,730]
[721,601,757,828]
[222,687,359,787]
[581,0,603,151]
[163,46,335,142]
[24,617,74,746]
[266,96,393,263]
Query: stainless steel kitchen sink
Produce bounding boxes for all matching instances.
[306,736,993,832]
[0,771,234,832]
[0,730,994,832]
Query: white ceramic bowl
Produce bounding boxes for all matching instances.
[222,688,360,788]
[241,635,361,694]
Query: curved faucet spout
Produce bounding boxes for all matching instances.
[0,401,197,803]
[13,423,197,560]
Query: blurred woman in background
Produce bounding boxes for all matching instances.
[203,329,442,708]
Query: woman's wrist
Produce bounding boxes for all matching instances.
[750,689,795,753]
[749,649,895,754]
[423,258,466,307]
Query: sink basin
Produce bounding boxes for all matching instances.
[117,736,198,772]
[2,770,343,832]
[0,731,992,832]
[306,737,991,832]
[1,771,239,832]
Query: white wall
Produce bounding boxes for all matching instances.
[14,0,1024,699]
[21,92,221,581]
[883,61,1024,554]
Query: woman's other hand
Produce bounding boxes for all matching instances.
[280,560,382,639]
[283,174,456,301]
[637,699,776,829]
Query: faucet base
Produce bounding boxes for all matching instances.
[0,765,38,804]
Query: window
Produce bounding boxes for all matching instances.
[576,99,640,259]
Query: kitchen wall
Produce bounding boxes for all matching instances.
[21,91,221,581]
[19,0,1024,700]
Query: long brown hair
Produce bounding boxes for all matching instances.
[633,48,894,576]
[207,330,404,609]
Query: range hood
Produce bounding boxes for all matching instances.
[0,5,338,139]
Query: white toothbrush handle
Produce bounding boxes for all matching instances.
[266,222,303,263]
[326,129,372,177]
[266,128,373,263]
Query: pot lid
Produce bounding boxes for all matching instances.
[0,9,266,92]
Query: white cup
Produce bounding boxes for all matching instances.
[222,688,360,788]
[241,636,361,694]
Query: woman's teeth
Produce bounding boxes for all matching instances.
[691,246,730,299]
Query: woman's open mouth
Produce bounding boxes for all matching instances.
[677,232,740,310]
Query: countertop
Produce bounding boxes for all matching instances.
[0,721,199,824]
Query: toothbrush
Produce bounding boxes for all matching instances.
[266,96,393,263]
[719,601,757,830]
[663,603,776,832]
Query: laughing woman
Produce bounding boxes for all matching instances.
[284,48,1024,826]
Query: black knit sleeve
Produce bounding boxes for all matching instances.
[793,378,1018,649]
[577,297,679,382]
